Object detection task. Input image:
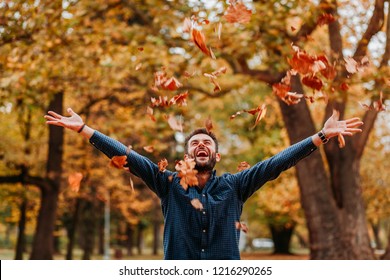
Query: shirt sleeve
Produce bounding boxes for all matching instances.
[89,130,171,198]
[234,136,317,202]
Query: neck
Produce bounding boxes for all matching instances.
[196,170,212,189]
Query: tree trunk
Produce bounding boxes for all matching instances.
[30,92,64,260]
[136,221,146,255]
[269,224,294,254]
[126,224,134,256]
[277,77,374,259]
[15,196,27,260]
[65,198,82,260]
[81,199,96,260]
[381,230,390,260]
[370,221,382,250]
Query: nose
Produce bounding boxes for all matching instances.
[197,142,206,148]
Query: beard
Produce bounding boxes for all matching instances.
[194,153,217,172]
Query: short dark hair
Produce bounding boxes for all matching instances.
[184,128,219,153]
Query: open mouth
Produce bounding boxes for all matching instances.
[196,150,209,157]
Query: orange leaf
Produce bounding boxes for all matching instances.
[190,198,204,210]
[175,158,199,190]
[205,116,213,133]
[146,106,156,122]
[169,91,188,106]
[317,13,336,26]
[191,28,212,58]
[224,1,252,24]
[235,221,248,233]
[302,75,323,91]
[143,145,154,153]
[158,158,168,172]
[374,91,386,112]
[237,161,251,172]
[68,172,83,192]
[110,155,128,169]
[338,133,345,148]
[248,104,267,130]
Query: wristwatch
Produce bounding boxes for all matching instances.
[318,130,329,144]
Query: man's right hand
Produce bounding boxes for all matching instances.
[44,108,84,132]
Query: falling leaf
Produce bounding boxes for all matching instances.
[302,75,323,91]
[374,91,386,112]
[146,106,156,122]
[175,158,199,190]
[317,13,336,26]
[216,22,222,40]
[344,56,370,74]
[237,161,251,172]
[273,83,303,105]
[340,82,349,91]
[137,47,144,51]
[68,172,83,192]
[165,114,183,132]
[143,145,154,153]
[135,63,142,71]
[109,155,128,169]
[249,104,267,130]
[169,91,188,106]
[158,158,168,172]
[190,198,204,210]
[129,177,134,192]
[191,28,213,58]
[235,221,248,233]
[224,1,252,24]
[151,96,169,108]
[338,133,345,148]
[182,17,193,33]
[162,77,183,91]
[205,116,213,133]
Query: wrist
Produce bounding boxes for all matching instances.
[77,123,86,133]
[317,129,329,144]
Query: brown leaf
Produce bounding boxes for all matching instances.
[143,145,154,153]
[169,91,188,106]
[146,106,156,122]
[135,63,142,71]
[224,1,252,24]
[338,133,345,148]
[344,56,370,74]
[110,155,128,169]
[205,116,213,133]
[190,198,204,210]
[249,104,267,130]
[162,77,183,91]
[302,75,323,91]
[158,158,168,172]
[374,91,386,112]
[68,172,83,192]
[235,221,248,233]
[191,28,212,58]
[151,96,169,107]
[317,13,336,26]
[273,83,303,105]
[237,161,251,172]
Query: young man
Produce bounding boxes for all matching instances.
[45,108,363,259]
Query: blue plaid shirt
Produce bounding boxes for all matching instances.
[90,131,317,260]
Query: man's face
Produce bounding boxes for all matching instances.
[185,133,221,172]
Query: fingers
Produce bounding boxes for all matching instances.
[45,120,64,127]
[67,107,76,116]
[332,109,340,120]
[44,115,58,122]
[46,111,63,119]
[345,117,361,124]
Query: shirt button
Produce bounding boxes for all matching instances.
[201,249,205,252]
[203,229,206,233]
[202,211,206,215]
[202,194,206,197]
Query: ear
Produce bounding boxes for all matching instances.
[215,153,221,162]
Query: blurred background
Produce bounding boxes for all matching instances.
[0,0,389,260]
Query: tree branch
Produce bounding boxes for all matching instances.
[354,0,385,60]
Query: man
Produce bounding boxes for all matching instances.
[45,108,363,259]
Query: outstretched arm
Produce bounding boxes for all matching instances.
[311,110,363,146]
[44,108,94,139]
